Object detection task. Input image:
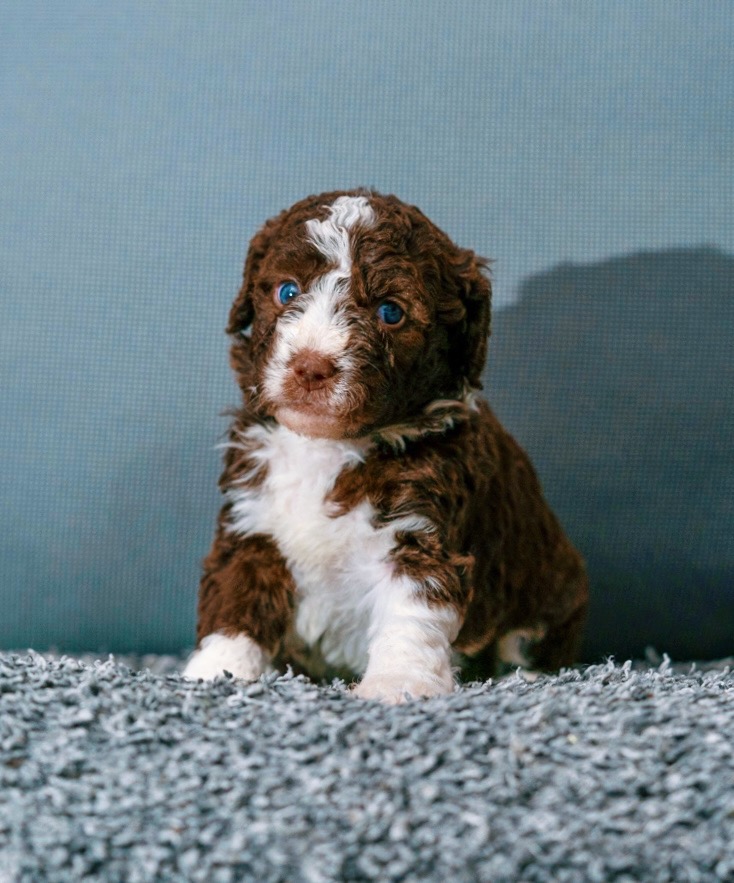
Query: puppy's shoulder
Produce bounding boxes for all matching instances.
[328,397,501,522]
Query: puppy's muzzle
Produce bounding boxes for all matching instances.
[291,350,338,392]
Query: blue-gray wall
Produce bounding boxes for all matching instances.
[1,2,732,657]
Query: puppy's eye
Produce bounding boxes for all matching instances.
[276,281,301,305]
[376,301,405,327]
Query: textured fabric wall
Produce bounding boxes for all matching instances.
[1,2,732,657]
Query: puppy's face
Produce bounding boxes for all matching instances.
[228,190,491,440]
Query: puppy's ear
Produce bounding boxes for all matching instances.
[405,203,492,392]
[453,250,492,390]
[226,220,276,336]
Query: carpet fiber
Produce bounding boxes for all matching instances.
[1,652,733,882]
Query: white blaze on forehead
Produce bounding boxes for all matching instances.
[263,195,375,404]
[301,193,376,329]
[305,194,376,272]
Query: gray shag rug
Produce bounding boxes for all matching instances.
[1,652,733,883]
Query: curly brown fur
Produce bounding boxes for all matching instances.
[183,189,588,702]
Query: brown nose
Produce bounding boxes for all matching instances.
[291,350,338,390]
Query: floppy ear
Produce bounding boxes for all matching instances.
[454,250,492,390]
[403,201,492,392]
[226,220,276,336]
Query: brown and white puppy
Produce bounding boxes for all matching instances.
[183,189,588,702]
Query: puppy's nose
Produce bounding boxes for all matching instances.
[291,350,338,390]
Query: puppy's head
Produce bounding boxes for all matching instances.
[228,189,491,440]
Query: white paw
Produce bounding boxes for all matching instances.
[182,632,269,682]
[353,669,455,705]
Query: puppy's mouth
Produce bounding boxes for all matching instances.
[275,405,352,440]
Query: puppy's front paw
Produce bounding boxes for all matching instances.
[353,669,455,705]
[182,632,269,682]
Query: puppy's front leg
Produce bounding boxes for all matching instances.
[354,578,460,704]
[183,529,295,682]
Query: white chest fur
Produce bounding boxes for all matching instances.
[226,424,422,673]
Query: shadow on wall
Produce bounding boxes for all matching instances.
[485,246,734,662]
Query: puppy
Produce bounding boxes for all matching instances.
[183,189,588,702]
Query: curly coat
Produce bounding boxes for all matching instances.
[183,189,588,702]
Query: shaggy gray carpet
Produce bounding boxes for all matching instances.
[1,652,733,883]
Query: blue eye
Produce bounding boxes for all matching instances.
[277,281,301,305]
[377,301,404,326]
